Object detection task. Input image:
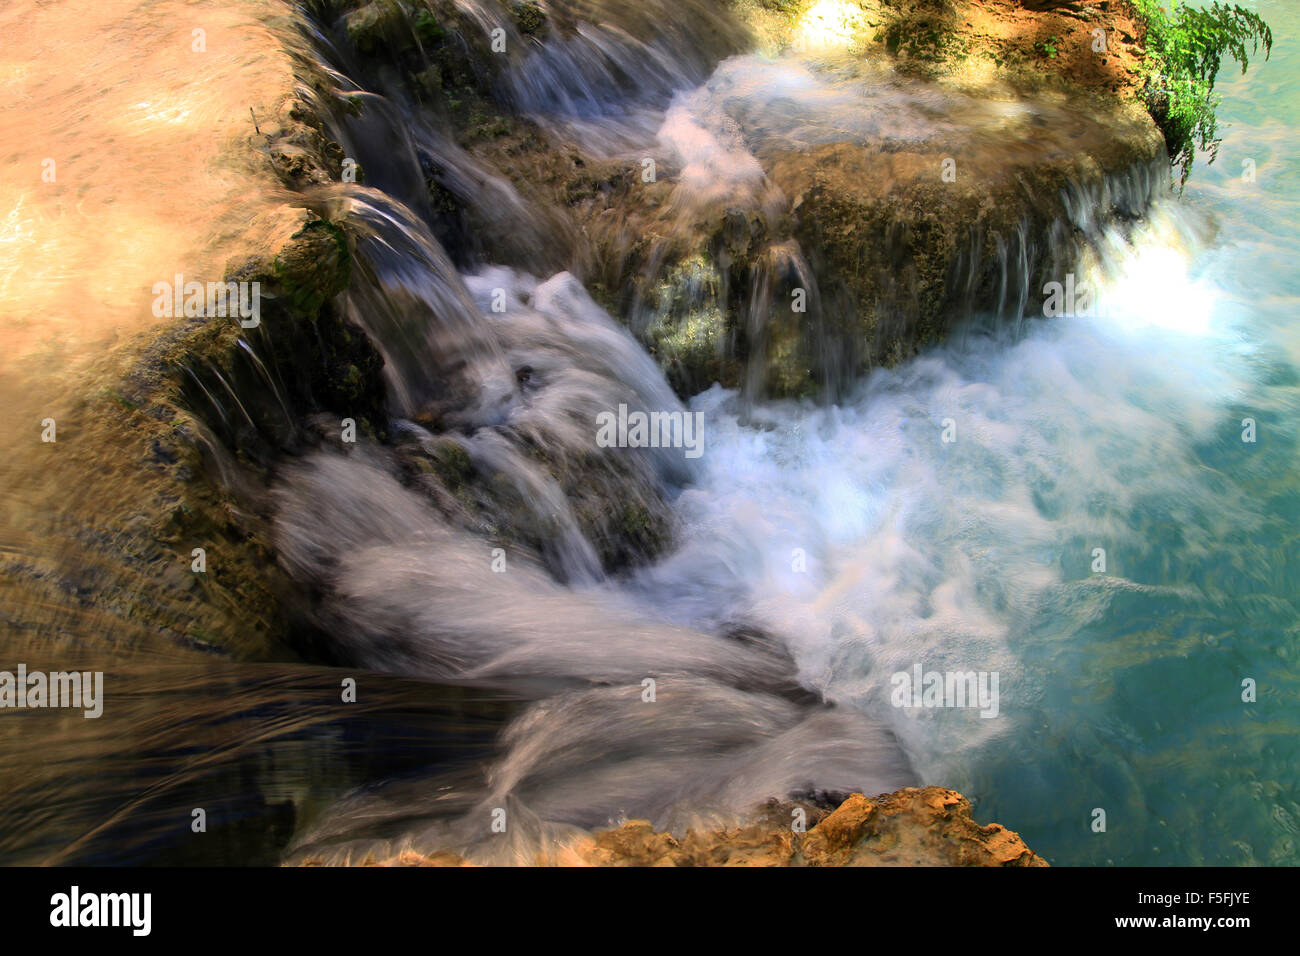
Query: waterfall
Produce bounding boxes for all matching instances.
[259,0,1215,862]
[6,0,1293,869]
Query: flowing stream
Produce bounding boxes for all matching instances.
[1,0,1296,866]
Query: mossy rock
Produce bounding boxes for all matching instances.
[268,219,352,315]
[172,216,386,464]
[427,437,475,490]
[345,1,413,55]
[512,1,548,37]
[413,6,446,44]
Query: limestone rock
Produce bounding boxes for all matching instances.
[335,787,1048,867]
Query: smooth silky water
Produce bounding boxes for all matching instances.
[623,0,1299,865]
[1,0,1295,866]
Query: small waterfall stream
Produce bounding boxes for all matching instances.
[259,0,1231,864]
[2,0,1295,868]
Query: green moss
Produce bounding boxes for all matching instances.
[511,1,547,37]
[756,0,806,14]
[620,503,653,538]
[467,113,514,142]
[654,307,726,363]
[107,388,142,411]
[428,439,474,490]
[644,254,737,392]
[762,325,816,398]
[270,219,352,315]
[413,6,446,44]
[877,8,967,66]
[345,2,403,55]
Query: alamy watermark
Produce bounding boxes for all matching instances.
[50,886,150,936]
[595,404,704,459]
[0,664,103,718]
[152,273,260,327]
[890,663,1000,718]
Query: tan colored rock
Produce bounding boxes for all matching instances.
[800,792,879,865]
[341,786,1047,867]
[577,820,685,867]
[799,786,1047,866]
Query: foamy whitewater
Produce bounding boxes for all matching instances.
[629,213,1238,771]
[3,0,1294,872]
[267,0,1300,867]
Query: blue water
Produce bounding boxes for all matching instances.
[1007,0,1300,865]
[630,0,1300,865]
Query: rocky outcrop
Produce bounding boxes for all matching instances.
[770,100,1164,373]
[0,6,386,659]
[345,0,1170,398]
[322,787,1048,866]
[2,0,1175,651]
[631,0,1169,394]
[795,787,1046,867]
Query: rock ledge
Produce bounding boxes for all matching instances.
[324,786,1049,867]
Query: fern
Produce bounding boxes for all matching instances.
[1130,1,1273,184]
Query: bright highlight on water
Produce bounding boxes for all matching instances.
[0,0,1294,879]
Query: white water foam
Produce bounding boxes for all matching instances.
[621,208,1255,786]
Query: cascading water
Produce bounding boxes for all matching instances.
[271,12,930,854]
[255,0,1297,866]
[3,0,1295,869]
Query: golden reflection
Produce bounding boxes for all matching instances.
[796,0,864,51]
[0,0,300,383]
